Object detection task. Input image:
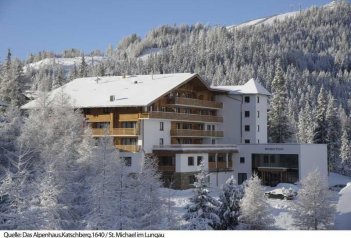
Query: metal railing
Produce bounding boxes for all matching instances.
[170,129,224,137]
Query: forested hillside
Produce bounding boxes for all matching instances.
[1,1,351,174]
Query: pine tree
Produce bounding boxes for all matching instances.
[183,161,220,230]
[239,174,272,229]
[313,87,328,144]
[297,103,315,143]
[326,94,341,171]
[340,130,351,174]
[293,169,334,230]
[268,60,293,143]
[0,50,25,106]
[79,54,88,77]
[218,176,243,230]
[128,154,168,230]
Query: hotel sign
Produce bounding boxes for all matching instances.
[264,147,284,151]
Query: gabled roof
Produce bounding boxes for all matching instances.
[22,73,203,109]
[211,78,271,96]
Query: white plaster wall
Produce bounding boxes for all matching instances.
[241,95,257,144]
[299,144,328,180]
[119,152,144,172]
[255,95,268,143]
[175,153,208,173]
[216,94,242,144]
[235,144,328,183]
[142,119,171,153]
[209,171,235,188]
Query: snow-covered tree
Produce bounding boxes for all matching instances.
[0,50,25,106]
[183,161,220,230]
[268,60,293,143]
[86,135,126,229]
[340,131,351,174]
[239,174,272,229]
[79,54,88,77]
[293,169,334,230]
[297,103,315,143]
[313,87,328,144]
[218,176,243,230]
[18,92,91,229]
[129,154,168,230]
[326,94,342,171]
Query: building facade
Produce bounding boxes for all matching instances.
[22,73,328,189]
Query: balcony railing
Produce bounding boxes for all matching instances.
[115,144,140,153]
[91,127,139,136]
[170,97,223,109]
[142,111,223,123]
[208,161,233,172]
[119,114,140,121]
[170,129,224,138]
[86,114,111,122]
[158,165,176,172]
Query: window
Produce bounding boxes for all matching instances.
[240,157,245,163]
[209,155,215,162]
[189,175,196,185]
[159,138,164,145]
[257,96,260,103]
[212,125,215,131]
[245,125,250,132]
[217,155,225,162]
[160,122,164,131]
[197,156,203,165]
[110,95,115,102]
[244,96,250,103]
[238,173,247,185]
[211,139,216,144]
[257,111,260,118]
[188,157,194,166]
[123,157,132,167]
[245,111,250,117]
[258,139,260,144]
[257,125,260,132]
[207,125,211,131]
[244,139,250,144]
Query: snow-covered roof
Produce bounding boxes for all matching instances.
[211,78,271,96]
[22,73,202,109]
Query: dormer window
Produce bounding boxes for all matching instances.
[110,95,115,102]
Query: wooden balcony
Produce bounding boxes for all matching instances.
[119,114,140,121]
[115,144,140,153]
[209,162,216,171]
[170,129,224,138]
[112,128,139,136]
[91,127,139,137]
[142,111,223,123]
[208,161,233,172]
[86,114,111,122]
[171,97,223,109]
[158,165,176,172]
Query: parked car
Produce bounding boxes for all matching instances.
[265,183,298,200]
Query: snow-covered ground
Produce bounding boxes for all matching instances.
[227,0,337,30]
[138,48,161,61]
[161,172,351,230]
[23,56,105,72]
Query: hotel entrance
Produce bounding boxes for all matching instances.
[252,154,299,186]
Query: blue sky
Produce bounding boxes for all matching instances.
[0,0,332,60]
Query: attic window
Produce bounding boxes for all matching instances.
[110,95,115,102]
